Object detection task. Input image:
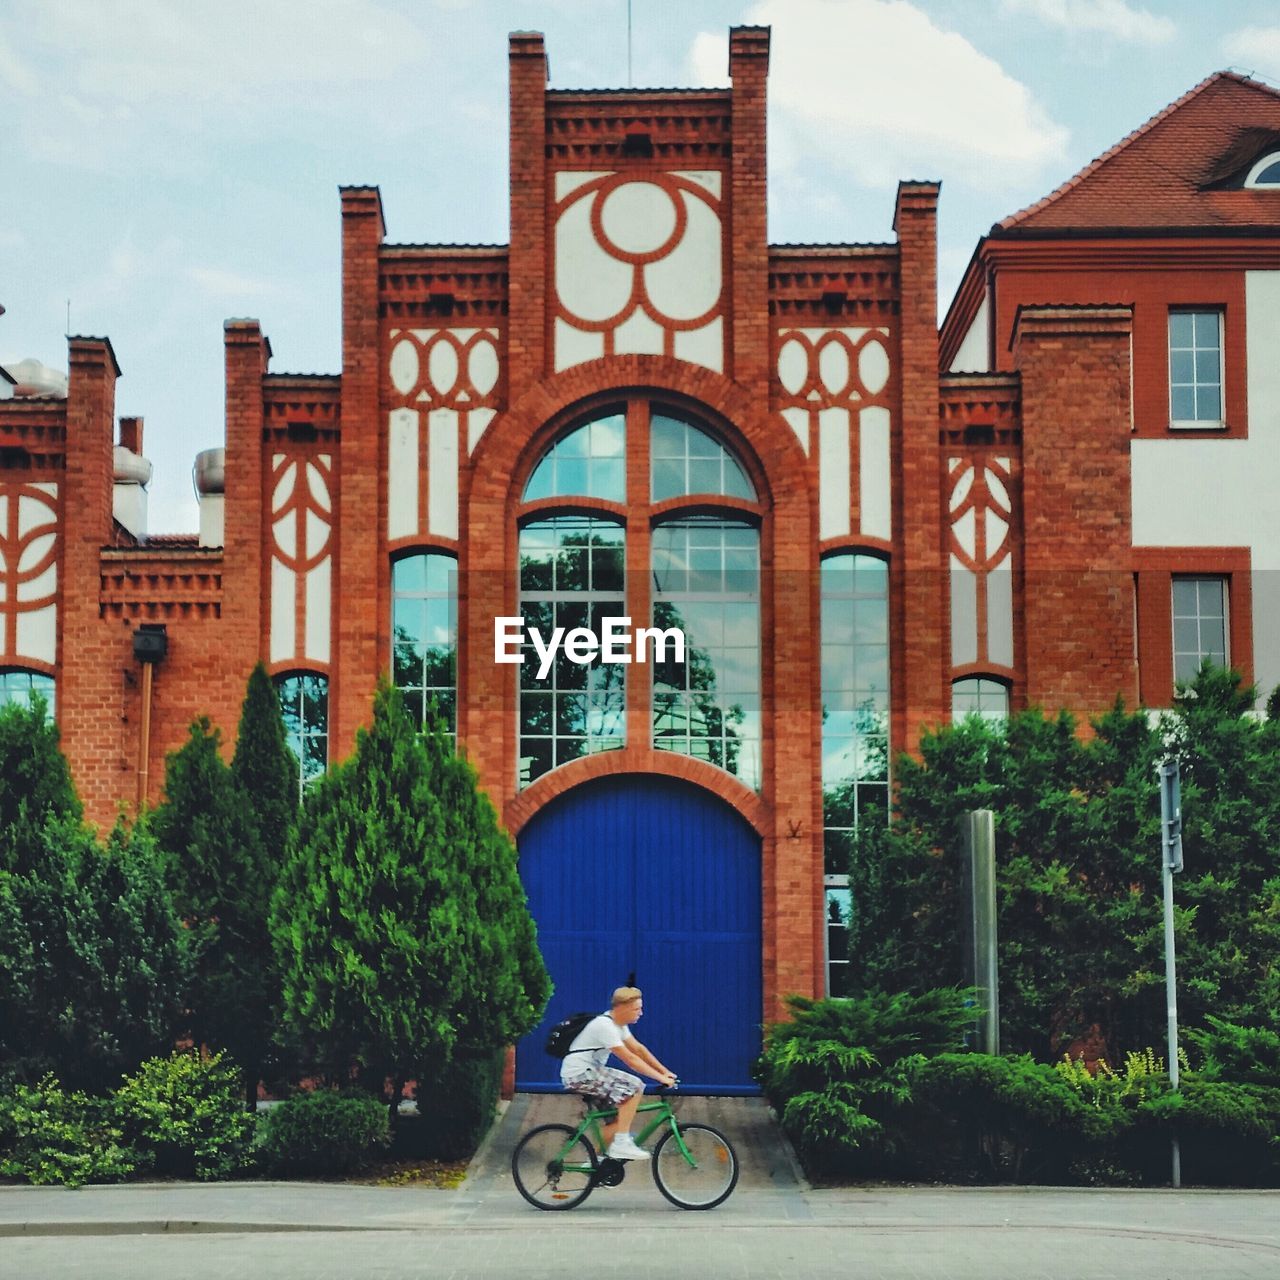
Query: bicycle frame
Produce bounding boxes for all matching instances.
[559,1097,698,1173]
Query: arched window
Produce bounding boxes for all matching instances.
[820,552,890,997]
[518,516,626,785]
[952,676,1009,725]
[651,518,760,788]
[523,413,625,503]
[515,404,762,791]
[1244,152,1280,188]
[392,551,457,736]
[0,669,55,718]
[274,672,329,801]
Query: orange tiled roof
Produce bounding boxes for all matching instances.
[996,72,1280,234]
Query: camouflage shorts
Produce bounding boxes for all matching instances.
[561,1064,643,1105]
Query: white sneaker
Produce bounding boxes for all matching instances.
[606,1134,651,1161]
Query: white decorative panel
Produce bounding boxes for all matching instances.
[428,408,460,541]
[270,562,296,664]
[0,481,59,664]
[859,406,892,541]
[552,171,725,373]
[268,454,333,669]
[987,564,1014,668]
[818,408,851,541]
[776,327,893,543]
[387,408,419,541]
[950,556,979,667]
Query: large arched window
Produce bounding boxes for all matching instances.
[516,402,762,791]
[820,552,890,997]
[274,671,329,802]
[392,551,457,736]
[0,669,55,719]
[518,516,626,784]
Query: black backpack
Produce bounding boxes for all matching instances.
[545,1011,596,1059]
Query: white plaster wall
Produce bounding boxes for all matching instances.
[818,408,851,540]
[305,559,330,664]
[428,408,459,540]
[199,493,224,548]
[387,408,419,540]
[950,557,978,666]
[16,606,56,663]
[949,295,990,373]
[859,406,891,541]
[270,562,295,664]
[987,564,1014,668]
[1132,270,1280,700]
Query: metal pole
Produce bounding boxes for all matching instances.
[1158,759,1182,1188]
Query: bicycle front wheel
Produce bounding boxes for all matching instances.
[652,1122,739,1209]
[512,1123,598,1210]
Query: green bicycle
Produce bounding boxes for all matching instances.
[511,1086,739,1211]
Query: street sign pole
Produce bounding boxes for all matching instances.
[1158,759,1183,1189]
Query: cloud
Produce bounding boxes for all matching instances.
[7,0,430,110]
[1000,0,1176,44]
[690,0,1069,192]
[1222,26,1280,80]
[185,266,275,300]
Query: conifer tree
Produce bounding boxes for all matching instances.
[0,695,81,876]
[272,682,549,1115]
[150,717,273,1103]
[230,662,297,868]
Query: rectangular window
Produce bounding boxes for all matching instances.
[1172,576,1228,682]
[1168,310,1223,426]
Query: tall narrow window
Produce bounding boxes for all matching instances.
[1173,576,1227,682]
[275,672,329,801]
[652,518,761,789]
[1169,310,1223,425]
[820,553,890,998]
[0,669,55,718]
[518,516,626,786]
[392,552,457,736]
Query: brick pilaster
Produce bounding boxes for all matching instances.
[222,319,270,684]
[507,31,548,399]
[61,337,120,827]
[728,26,770,397]
[1014,305,1138,716]
[334,186,385,757]
[893,182,946,750]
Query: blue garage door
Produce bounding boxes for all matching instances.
[515,775,762,1094]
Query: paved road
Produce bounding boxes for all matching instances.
[1,1094,1277,1279]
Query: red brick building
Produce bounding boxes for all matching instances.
[3,34,1278,1090]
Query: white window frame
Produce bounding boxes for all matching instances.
[1243,151,1280,188]
[1171,575,1229,686]
[1168,308,1224,430]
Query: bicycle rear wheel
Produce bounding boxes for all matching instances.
[512,1123,598,1210]
[651,1122,739,1209]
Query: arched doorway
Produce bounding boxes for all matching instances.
[515,775,762,1094]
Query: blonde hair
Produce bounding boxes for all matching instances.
[611,986,643,1006]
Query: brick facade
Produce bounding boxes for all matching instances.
[3,35,1273,1044]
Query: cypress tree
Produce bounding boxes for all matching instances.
[272,682,549,1120]
[0,695,81,877]
[230,662,296,868]
[150,717,273,1103]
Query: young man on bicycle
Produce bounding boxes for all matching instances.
[560,986,676,1161]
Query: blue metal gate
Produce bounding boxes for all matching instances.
[515,775,762,1094]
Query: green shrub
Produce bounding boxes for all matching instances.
[113,1051,254,1180]
[1185,1016,1280,1086]
[256,1090,390,1176]
[755,990,974,1177]
[409,1047,505,1161]
[0,1075,137,1188]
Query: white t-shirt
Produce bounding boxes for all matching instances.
[560,1013,633,1082]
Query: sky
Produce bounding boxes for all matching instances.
[4,0,1280,535]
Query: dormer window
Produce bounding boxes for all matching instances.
[1244,151,1280,187]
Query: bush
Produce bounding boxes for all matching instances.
[0,1075,137,1188]
[113,1052,254,1180]
[409,1048,505,1161]
[256,1090,390,1177]
[755,990,974,1177]
[1185,1016,1280,1086]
